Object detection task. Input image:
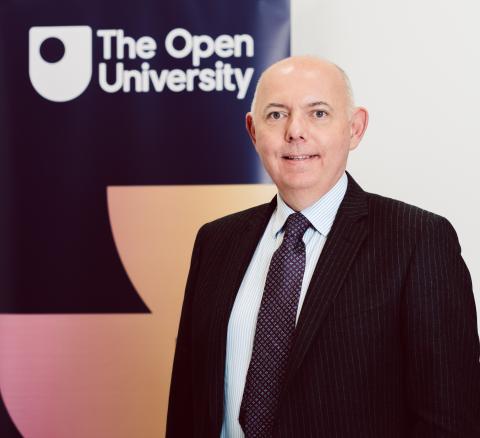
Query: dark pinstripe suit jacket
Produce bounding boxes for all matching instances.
[167,173,480,437]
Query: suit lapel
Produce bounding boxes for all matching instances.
[205,174,369,430]
[282,173,369,391]
[207,198,277,431]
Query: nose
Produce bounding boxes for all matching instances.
[285,112,306,143]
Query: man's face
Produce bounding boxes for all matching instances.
[246,58,367,209]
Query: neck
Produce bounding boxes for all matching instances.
[279,173,345,211]
[279,191,324,212]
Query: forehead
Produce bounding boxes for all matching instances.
[256,62,347,110]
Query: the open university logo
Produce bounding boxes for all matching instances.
[29,26,93,102]
[28,25,255,103]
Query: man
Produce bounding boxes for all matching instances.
[167,56,480,437]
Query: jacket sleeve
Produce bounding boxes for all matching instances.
[403,216,480,437]
[166,225,205,438]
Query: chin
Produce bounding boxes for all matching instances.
[281,181,322,194]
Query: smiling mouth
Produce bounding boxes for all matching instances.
[282,154,319,160]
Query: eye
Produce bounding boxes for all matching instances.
[313,110,327,119]
[267,111,284,120]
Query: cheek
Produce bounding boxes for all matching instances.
[253,143,276,173]
[255,133,281,157]
[316,130,351,155]
[255,123,285,144]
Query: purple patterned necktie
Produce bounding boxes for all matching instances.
[239,212,311,437]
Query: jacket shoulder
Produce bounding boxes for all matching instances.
[365,191,456,238]
[198,201,273,237]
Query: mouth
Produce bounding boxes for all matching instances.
[282,154,319,161]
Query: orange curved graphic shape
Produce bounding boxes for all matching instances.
[0,185,275,438]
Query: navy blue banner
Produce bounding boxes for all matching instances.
[0,0,290,314]
[1,2,289,436]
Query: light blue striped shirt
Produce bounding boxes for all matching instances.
[220,172,348,438]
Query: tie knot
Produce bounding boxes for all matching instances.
[283,212,310,243]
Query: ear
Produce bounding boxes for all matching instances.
[349,107,369,151]
[245,112,257,145]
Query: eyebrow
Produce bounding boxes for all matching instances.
[264,103,289,112]
[307,101,333,110]
[263,101,333,113]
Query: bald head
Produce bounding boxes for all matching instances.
[244,55,368,211]
[250,56,354,117]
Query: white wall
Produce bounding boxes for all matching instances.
[292,0,480,325]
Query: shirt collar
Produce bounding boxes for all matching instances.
[272,172,348,238]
